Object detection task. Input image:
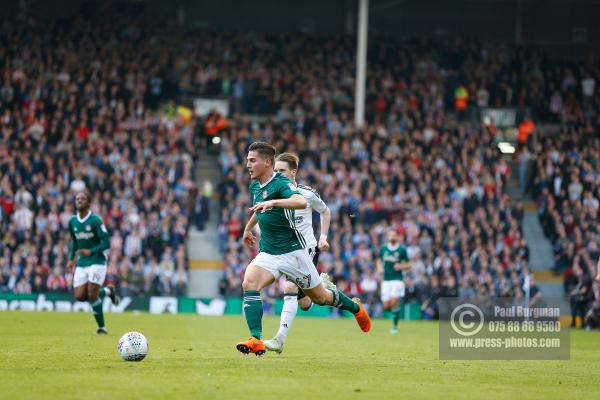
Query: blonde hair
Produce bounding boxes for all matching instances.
[275,152,299,170]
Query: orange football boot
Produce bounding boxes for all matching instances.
[236,337,266,356]
[352,297,371,333]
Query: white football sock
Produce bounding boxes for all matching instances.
[276,294,298,341]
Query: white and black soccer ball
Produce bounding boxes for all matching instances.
[118,331,149,361]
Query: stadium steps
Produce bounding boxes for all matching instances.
[505,174,528,202]
[538,282,564,298]
[505,165,554,273]
[522,208,555,272]
[538,281,568,315]
[505,172,565,306]
[187,149,224,298]
[536,274,567,305]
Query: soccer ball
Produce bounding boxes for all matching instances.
[118,331,149,361]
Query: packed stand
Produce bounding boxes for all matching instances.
[5,14,587,312]
[445,38,600,126]
[530,132,600,329]
[218,116,534,318]
[184,30,549,319]
[0,15,202,297]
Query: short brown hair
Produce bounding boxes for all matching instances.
[248,142,276,166]
[275,152,299,170]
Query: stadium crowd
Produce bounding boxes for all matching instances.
[529,129,600,328]
[0,15,208,297]
[1,13,599,321]
[217,112,535,317]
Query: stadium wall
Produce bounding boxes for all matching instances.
[0,293,422,320]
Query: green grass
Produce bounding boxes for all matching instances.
[0,311,598,400]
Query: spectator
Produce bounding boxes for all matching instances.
[192,186,210,231]
[568,265,592,328]
[421,276,441,320]
[15,277,32,294]
[172,266,188,297]
[13,12,600,311]
[0,13,195,297]
[13,204,33,234]
[403,276,421,305]
[46,267,67,292]
[518,147,532,193]
[359,270,378,312]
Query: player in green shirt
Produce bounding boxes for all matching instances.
[236,142,371,356]
[67,192,119,334]
[376,230,411,335]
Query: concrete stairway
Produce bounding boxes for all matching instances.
[186,149,223,298]
[521,205,555,273]
[506,159,564,301]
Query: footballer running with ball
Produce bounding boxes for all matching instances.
[236,142,371,356]
[244,152,333,354]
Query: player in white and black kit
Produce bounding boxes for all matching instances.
[259,153,332,353]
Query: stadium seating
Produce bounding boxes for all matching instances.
[2,14,599,321]
[529,132,599,327]
[217,114,532,316]
[0,15,200,296]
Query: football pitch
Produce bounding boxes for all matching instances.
[0,312,598,400]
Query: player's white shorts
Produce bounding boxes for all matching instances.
[251,249,320,290]
[381,280,405,302]
[73,264,107,288]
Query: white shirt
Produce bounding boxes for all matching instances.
[360,276,378,293]
[70,179,86,192]
[294,184,328,250]
[124,233,142,258]
[13,207,33,231]
[582,77,596,97]
[553,176,562,196]
[476,88,489,107]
